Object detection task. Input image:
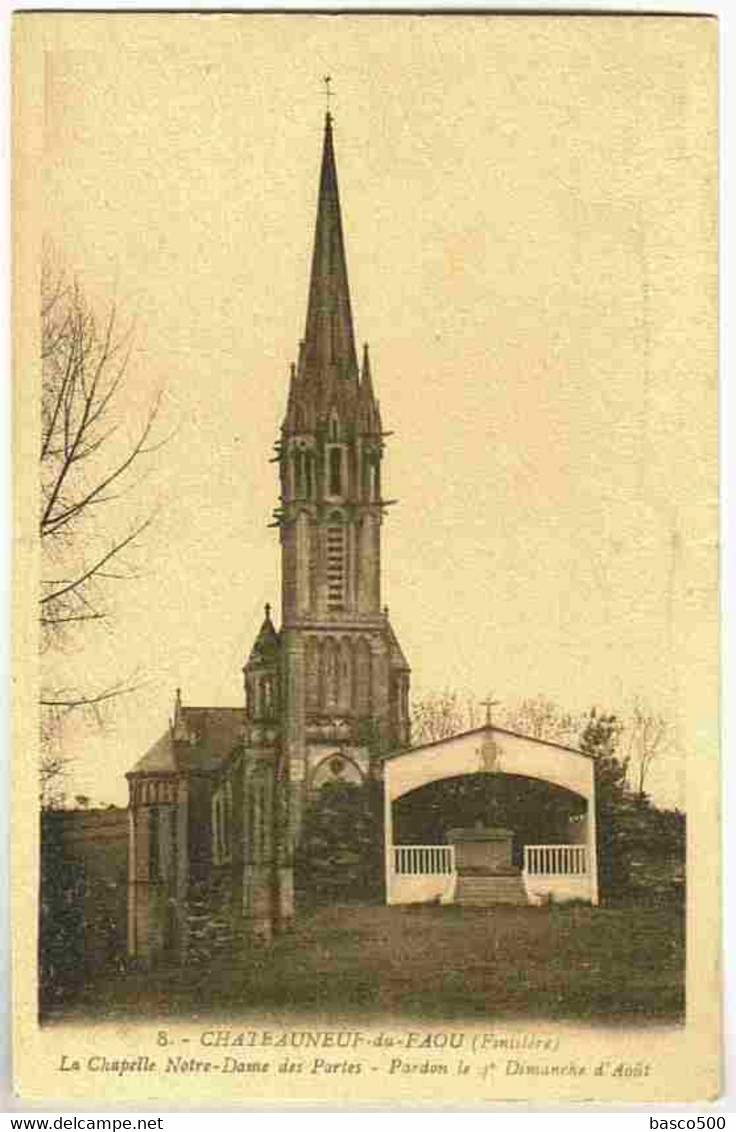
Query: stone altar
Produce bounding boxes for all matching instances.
[448,826,518,875]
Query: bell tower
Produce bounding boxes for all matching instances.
[278,112,385,625]
[271,112,410,916]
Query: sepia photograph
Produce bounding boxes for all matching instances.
[12,12,719,1103]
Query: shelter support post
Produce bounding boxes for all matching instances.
[383,781,394,904]
[587,793,599,906]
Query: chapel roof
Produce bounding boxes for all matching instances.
[128,705,244,778]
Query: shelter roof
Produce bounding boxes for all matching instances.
[381,724,591,762]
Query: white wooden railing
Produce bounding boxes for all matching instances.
[391,844,587,878]
[524,845,587,876]
[393,845,456,876]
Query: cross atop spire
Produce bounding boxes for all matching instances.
[323,75,333,115]
[301,108,358,383]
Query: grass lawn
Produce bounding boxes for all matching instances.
[45,901,684,1026]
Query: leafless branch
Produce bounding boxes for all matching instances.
[40,243,166,757]
[496,695,582,747]
[622,697,670,797]
[41,518,151,608]
[410,689,470,745]
[41,679,142,711]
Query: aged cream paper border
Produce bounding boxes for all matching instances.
[11,11,720,1105]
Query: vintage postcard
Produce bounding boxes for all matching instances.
[12,13,719,1104]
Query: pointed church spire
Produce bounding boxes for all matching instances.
[285,361,298,416]
[246,602,280,668]
[361,342,373,395]
[302,113,358,382]
[359,340,382,434]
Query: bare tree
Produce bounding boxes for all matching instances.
[39,749,68,811]
[410,689,589,751]
[410,689,472,745]
[621,698,670,798]
[496,695,581,747]
[410,688,671,802]
[40,245,164,782]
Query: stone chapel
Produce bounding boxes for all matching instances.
[126,112,412,963]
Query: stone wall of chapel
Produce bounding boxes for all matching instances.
[127,775,185,964]
[302,633,377,719]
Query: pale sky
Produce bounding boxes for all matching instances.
[37,14,717,810]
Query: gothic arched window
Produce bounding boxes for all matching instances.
[371,460,380,501]
[263,676,274,716]
[329,447,342,496]
[324,638,339,708]
[355,639,371,716]
[306,637,321,711]
[223,782,232,860]
[339,638,353,711]
[402,677,410,722]
[305,451,314,498]
[294,449,304,497]
[148,808,160,881]
[170,806,178,873]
